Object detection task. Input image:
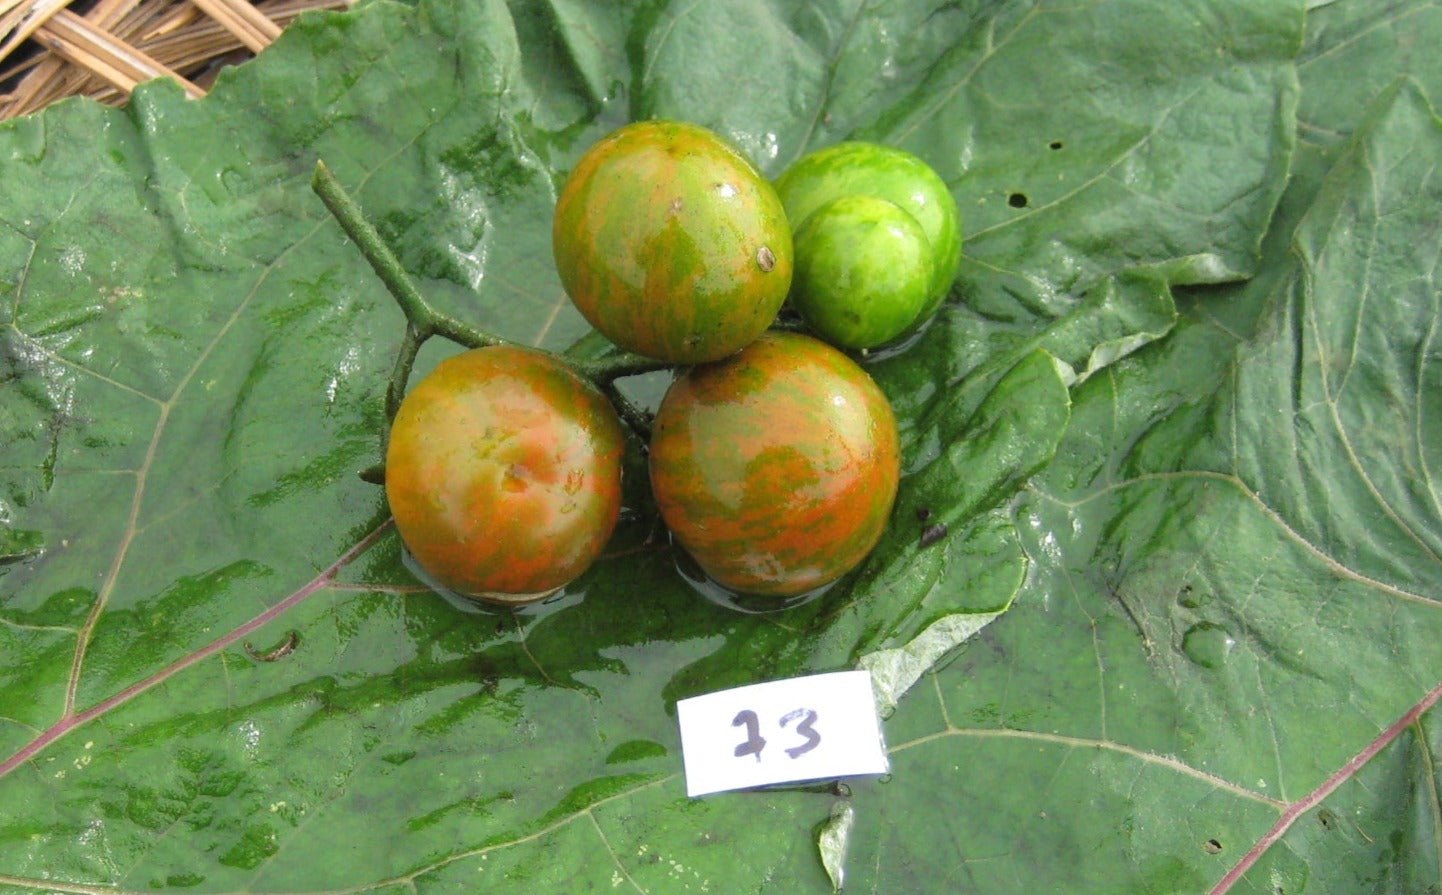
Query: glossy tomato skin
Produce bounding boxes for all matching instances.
[775,141,961,321]
[649,331,901,597]
[553,120,793,364]
[385,345,625,599]
[790,194,935,350]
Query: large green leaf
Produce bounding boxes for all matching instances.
[892,79,1442,893]
[7,0,1436,892]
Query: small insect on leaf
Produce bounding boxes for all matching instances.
[244,631,300,662]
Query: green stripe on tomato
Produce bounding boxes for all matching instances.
[385,345,625,600]
[649,331,900,597]
[553,120,793,364]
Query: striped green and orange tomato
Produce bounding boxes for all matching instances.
[385,345,625,601]
[649,331,901,597]
[553,120,793,364]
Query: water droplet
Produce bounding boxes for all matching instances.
[220,167,247,196]
[400,548,581,617]
[670,536,834,614]
[1181,622,1235,669]
[852,311,936,362]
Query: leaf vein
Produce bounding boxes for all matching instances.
[0,521,392,780]
[1248,646,1290,803]
[1037,471,1442,608]
[1297,3,1442,69]
[1307,275,1442,568]
[891,3,1043,146]
[889,726,1285,809]
[5,321,166,406]
[787,0,870,165]
[587,812,649,895]
[0,615,78,635]
[1418,718,1442,887]
[393,775,676,891]
[1208,679,1442,894]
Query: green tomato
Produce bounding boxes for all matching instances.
[649,331,900,597]
[775,141,961,321]
[385,345,625,602]
[790,194,934,350]
[552,120,793,364]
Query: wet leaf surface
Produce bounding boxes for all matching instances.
[1,1,1438,892]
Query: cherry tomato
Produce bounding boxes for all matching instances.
[789,194,935,349]
[553,120,793,363]
[385,345,625,600]
[649,331,901,597]
[775,141,961,326]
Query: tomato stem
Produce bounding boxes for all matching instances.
[314,160,670,370]
[311,159,673,463]
[570,351,672,384]
[600,381,653,440]
[387,322,424,422]
[312,162,505,349]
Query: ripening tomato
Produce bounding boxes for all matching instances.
[552,120,793,364]
[385,345,625,600]
[649,331,901,597]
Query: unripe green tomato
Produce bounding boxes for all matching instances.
[385,345,625,601]
[649,331,901,597]
[775,141,961,322]
[553,120,793,364]
[790,194,934,350]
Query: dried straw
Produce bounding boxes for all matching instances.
[0,0,350,118]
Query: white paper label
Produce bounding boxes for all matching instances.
[676,670,890,797]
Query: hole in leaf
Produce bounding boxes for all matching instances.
[1008,192,1028,208]
[1049,140,1063,150]
[1203,838,1223,855]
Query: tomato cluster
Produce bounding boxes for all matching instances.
[382,121,960,605]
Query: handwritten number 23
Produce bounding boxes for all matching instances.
[732,708,821,761]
